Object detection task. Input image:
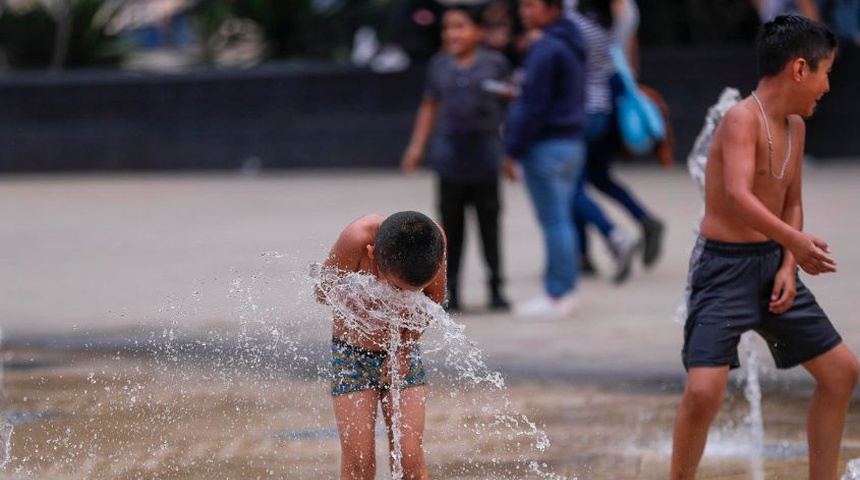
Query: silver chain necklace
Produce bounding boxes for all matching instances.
[751,91,792,180]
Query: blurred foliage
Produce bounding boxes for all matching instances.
[0,5,55,69]
[0,0,764,71]
[66,0,134,66]
[0,0,133,70]
[189,0,398,64]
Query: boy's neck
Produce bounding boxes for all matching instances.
[455,48,479,67]
[753,80,798,120]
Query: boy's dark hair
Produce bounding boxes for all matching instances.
[375,211,444,287]
[445,3,485,26]
[757,15,837,79]
[537,0,563,9]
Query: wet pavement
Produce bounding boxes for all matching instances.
[2,162,860,478]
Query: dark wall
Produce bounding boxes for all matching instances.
[0,63,425,172]
[0,46,857,173]
[640,45,860,161]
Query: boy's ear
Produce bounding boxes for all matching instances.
[791,57,808,83]
[366,244,375,261]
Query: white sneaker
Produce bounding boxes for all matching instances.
[608,229,642,284]
[514,292,579,318]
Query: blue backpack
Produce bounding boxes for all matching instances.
[610,44,666,156]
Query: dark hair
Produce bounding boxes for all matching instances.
[374,211,444,287]
[539,0,564,9]
[577,0,613,29]
[757,15,837,79]
[444,3,485,26]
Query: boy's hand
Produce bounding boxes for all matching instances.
[381,348,412,387]
[503,157,519,181]
[401,144,423,174]
[769,266,797,314]
[790,232,836,276]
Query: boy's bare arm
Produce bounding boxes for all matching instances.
[722,109,834,275]
[721,107,801,245]
[402,98,439,173]
[314,217,377,303]
[424,222,448,306]
[770,131,804,313]
[778,118,805,273]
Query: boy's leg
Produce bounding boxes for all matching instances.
[670,366,730,480]
[333,391,381,480]
[382,386,429,480]
[472,179,504,295]
[438,178,467,308]
[802,343,859,480]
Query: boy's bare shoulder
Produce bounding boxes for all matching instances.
[714,101,759,146]
[341,214,385,242]
[722,100,758,127]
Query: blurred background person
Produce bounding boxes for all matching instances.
[401,3,513,313]
[567,0,641,283]
[751,0,821,21]
[567,0,666,275]
[504,0,587,317]
[820,0,860,45]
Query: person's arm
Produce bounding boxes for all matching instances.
[750,0,763,17]
[720,108,835,275]
[769,117,804,313]
[314,216,379,304]
[401,97,440,173]
[797,0,821,21]
[504,40,554,161]
[720,107,796,241]
[779,117,805,271]
[612,0,640,75]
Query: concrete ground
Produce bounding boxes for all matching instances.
[2,162,860,478]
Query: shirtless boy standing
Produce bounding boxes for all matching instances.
[670,15,859,480]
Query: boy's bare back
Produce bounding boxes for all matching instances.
[320,214,446,351]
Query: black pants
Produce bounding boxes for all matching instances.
[437,177,503,295]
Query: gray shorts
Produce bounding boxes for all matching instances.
[683,238,842,370]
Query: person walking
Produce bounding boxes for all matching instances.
[503,0,587,317]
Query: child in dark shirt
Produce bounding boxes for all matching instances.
[402,3,512,312]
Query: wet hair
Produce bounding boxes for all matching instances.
[757,15,837,79]
[444,3,485,26]
[374,211,444,287]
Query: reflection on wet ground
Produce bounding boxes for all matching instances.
[3,345,859,479]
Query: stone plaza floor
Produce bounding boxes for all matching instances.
[2,162,860,478]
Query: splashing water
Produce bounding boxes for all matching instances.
[310,262,564,479]
[2,252,569,479]
[740,333,765,480]
[0,326,12,472]
[843,458,860,480]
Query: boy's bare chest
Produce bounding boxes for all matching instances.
[752,162,791,212]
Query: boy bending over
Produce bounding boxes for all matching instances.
[316,211,446,480]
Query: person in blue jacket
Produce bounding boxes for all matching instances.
[503,0,587,317]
